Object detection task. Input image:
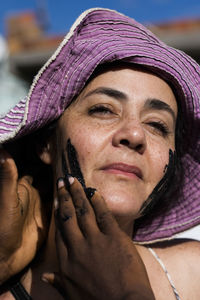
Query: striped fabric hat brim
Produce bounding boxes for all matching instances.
[0,8,199,243]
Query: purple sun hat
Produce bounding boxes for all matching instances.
[0,8,199,243]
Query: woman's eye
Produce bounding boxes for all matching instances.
[148,121,170,137]
[88,105,114,115]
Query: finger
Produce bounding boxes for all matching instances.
[41,272,67,297]
[0,150,29,249]
[55,217,69,264]
[21,175,33,185]
[17,176,34,216]
[62,143,99,237]
[0,149,19,211]
[90,191,119,235]
[69,177,99,237]
[56,178,83,247]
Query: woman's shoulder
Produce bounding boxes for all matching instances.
[136,240,200,300]
[155,239,200,264]
[157,240,200,299]
[174,225,200,241]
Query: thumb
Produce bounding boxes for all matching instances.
[0,149,19,209]
[0,149,18,183]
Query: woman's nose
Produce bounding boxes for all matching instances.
[112,120,146,154]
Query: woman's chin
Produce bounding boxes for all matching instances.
[102,192,143,220]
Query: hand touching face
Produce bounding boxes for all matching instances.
[42,175,155,300]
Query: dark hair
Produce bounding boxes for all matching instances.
[4,124,55,218]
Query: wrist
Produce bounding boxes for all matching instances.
[122,288,155,300]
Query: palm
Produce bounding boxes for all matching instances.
[0,150,49,284]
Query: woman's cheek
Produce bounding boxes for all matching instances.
[69,127,95,161]
[151,147,170,185]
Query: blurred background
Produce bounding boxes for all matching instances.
[0,0,200,114]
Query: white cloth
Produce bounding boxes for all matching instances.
[174,225,200,241]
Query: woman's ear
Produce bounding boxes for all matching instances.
[37,142,52,165]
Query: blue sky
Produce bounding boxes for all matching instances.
[1,0,200,36]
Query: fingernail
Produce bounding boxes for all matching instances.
[64,174,74,190]
[41,275,49,283]
[56,178,65,190]
[67,175,74,185]
[54,197,58,210]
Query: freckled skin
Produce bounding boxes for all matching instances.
[61,141,96,201]
[62,140,176,217]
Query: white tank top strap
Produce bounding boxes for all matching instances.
[148,247,182,300]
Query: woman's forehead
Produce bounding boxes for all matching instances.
[74,65,177,116]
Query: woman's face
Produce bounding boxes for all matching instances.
[56,66,177,219]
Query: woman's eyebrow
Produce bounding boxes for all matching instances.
[83,87,128,101]
[82,89,176,121]
[144,98,176,122]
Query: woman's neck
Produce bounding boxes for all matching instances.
[115,215,135,237]
[21,214,62,299]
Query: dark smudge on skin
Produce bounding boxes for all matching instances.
[61,139,96,201]
[84,187,96,200]
[61,151,71,191]
[139,149,176,217]
[62,141,176,215]
[66,139,86,188]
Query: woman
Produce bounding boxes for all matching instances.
[0,8,199,300]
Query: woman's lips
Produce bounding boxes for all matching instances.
[101,163,143,179]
